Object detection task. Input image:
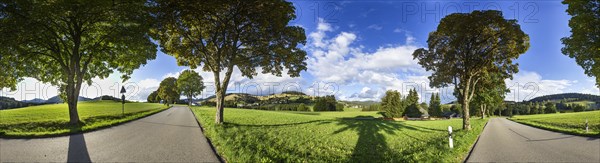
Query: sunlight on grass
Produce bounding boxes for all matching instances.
[0,101,169,137]
[191,106,487,162]
[510,110,600,136]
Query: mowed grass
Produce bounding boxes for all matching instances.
[0,101,169,137]
[510,110,600,137]
[191,107,488,162]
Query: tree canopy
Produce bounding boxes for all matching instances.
[149,0,307,124]
[177,70,205,106]
[412,10,529,130]
[158,77,180,106]
[561,0,600,87]
[0,0,156,124]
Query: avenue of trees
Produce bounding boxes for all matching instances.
[149,0,307,124]
[147,70,205,106]
[413,10,530,130]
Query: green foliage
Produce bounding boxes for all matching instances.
[573,104,586,112]
[149,0,307,123]
[363,104,381,111]
[336,103,345,112]
[0,0,157,124]
[0,101,169,137]
[511,110,600,137]
[147,91,159,103]
[314,95,339,111]
[158,77,180,105]
[405,103,422,118]
[297,103,308,111]
[177,70,205,105]
[428,93,442,117]
[191,106,489,162]
[381,90,404,118]
[544,103,557,114]
[413,10,529,129]
[561,0,600,87]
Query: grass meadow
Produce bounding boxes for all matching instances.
[510,110,600,137]
[191,106,488,162]
[0,101,169,137]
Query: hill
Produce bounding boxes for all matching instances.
[527,93,600,103]
[0,96,29,110]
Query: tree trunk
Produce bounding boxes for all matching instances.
[66,79,81,125]
[480,104,486,119]
[215,88,225,124]
[461,91,471,130]
[188,95,192,106]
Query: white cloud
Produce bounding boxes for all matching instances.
[504,71,575,102]
[367,24,383,30]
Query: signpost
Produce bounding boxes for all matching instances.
[120,86,126,116]
[448,126,454,149]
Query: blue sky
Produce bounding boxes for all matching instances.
[2,0,598,103]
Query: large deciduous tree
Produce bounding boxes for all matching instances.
[158,77,179,106]
[561,0,600,87]
[0,0,157,124]
[412,10,529,130]
[177,70,205,106]
[150,0,307,124]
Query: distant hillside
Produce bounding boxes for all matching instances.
[339,101,379,108]
[527,93,600,103]
[0,96,29,110]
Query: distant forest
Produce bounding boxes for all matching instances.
[527,93,600,102]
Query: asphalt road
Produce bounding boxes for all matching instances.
[467,118,600,162]
[0,106,220,162]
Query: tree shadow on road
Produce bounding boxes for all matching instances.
[67,127,91,162]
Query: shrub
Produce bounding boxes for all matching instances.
[298,103,308,111]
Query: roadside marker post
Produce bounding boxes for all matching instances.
[448,126,454,149]
[120,86,126,117]
[585,119,588,133]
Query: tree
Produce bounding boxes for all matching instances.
[177,70,205,106]
[472,72,509,119]
[561,0,600,87]
[158,77,180,106]
[150,0,307,124]
[297,103,308,111]
[147,91,159,103]
[405,104,422,118]
[381,90,404,118]
[544,102,557,114]
[336,103,345,111]
[0,0,157,124]
[573,104,586,112]
[313,95,338,111]
[412,10,529,130]
[429,93,442,117]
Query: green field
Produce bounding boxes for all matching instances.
[0,101,170,137]
[191,107,488,162]
[510,110,600,137]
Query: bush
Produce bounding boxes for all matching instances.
[336,103,344,111]
[544,103,557,114]
[573,104,586,112]
[298,103,308,111]
[405,104,422,118]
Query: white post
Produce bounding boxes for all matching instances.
[448,126,454,149]
[586,119,589,133]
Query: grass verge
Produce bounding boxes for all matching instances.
[509,110,600,137]
[0,101,170,138]
[191,106,488,162]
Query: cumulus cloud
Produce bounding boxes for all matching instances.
[504,71,575,102]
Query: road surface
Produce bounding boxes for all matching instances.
[468,118,600,162]
[0,106,220,162]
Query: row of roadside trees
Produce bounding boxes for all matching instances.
[146,70,205,106]
[0,0,306,125]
